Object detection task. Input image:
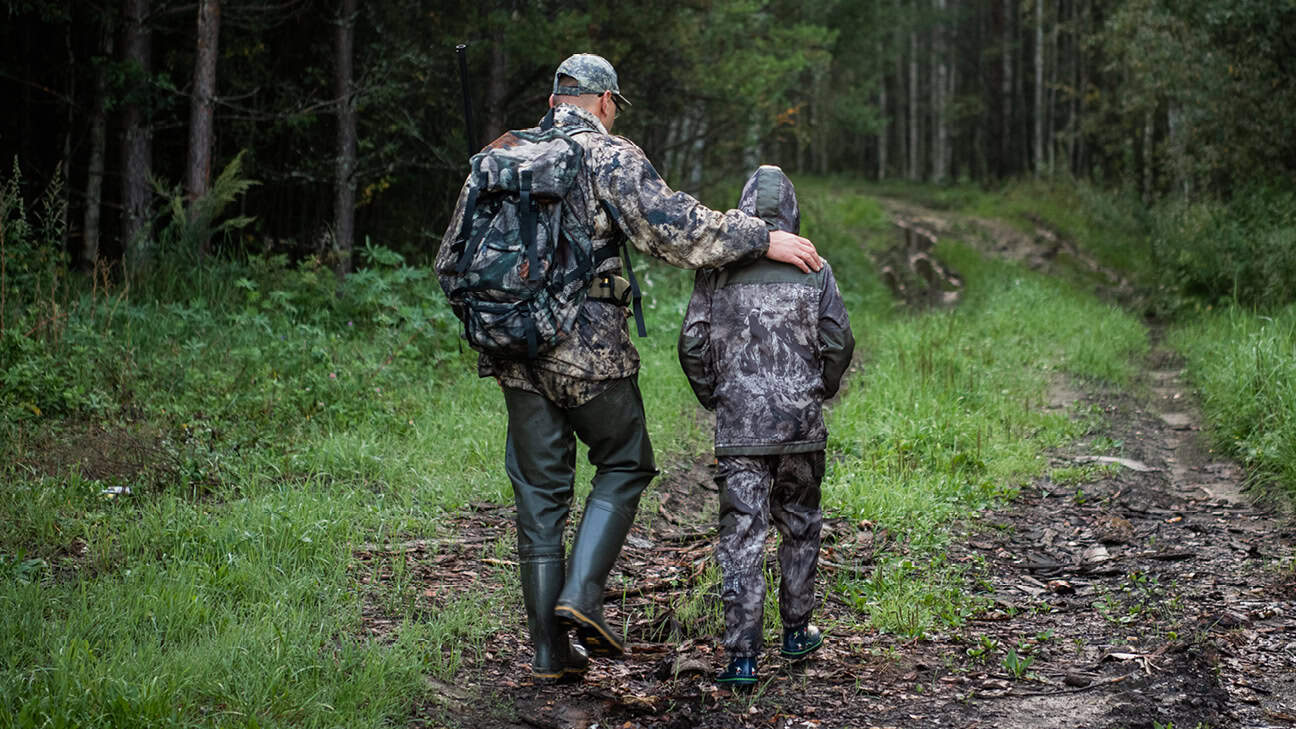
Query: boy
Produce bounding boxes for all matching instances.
[677,165,855,689]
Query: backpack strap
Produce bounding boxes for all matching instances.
[599,200,646,337]
[519,169,541,282]
[523,309,539,360]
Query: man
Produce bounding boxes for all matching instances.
[436,53,823,682]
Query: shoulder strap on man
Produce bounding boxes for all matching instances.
[599,200,646,337]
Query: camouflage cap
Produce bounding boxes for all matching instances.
[552,53,631,110]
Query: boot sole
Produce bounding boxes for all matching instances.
[716,676,757,691]
[532,667,588,683]
[780,637,824,659]
[554,605,624,658]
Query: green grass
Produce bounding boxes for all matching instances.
[1169,303,1296,498]
[1,175,1153,725]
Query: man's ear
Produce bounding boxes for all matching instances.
[548,93,556,108]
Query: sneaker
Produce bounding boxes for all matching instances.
[716,656,758,690]
[780,624,823,660]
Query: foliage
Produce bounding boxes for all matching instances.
[1150,186,1296,314]
[0,157,70,335]
[1097,0,1296,196]
[153,151,258,263]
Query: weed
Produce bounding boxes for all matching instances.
[1050,463,1119,487]
[1002,647,1036,679]
[1089,436,1125,455]
[966,635,999,661]
[0,551,48,584]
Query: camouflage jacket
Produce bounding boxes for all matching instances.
[437,104,769,408]
[678,166,855,455]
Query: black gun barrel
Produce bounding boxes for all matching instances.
[455,44,477,157]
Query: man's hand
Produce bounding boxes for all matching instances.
[767,230,825,273]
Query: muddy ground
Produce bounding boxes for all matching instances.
[361,205,1296,729]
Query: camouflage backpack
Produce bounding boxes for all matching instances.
[438,125,624,359]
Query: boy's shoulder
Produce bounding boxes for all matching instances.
[714,257,827,288]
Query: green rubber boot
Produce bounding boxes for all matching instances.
[520,557,589,680]
[553,499,635,658]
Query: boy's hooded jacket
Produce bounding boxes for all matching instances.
[678,166,856,455]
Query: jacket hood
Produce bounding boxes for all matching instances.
[737,165,799,235]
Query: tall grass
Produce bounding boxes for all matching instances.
[1149,186,1296,315]
[1169,305,1296,497]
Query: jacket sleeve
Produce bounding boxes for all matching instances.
[677,270,717,410]
[590,138,768,270]
[818,264,855,400]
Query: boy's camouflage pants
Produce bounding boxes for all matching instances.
[715,451,824,659]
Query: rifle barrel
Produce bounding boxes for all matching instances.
[456,44,477,157]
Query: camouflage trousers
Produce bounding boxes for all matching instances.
[715,451,824,659]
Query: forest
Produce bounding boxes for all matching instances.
[2,0,1294,272]
[3,1,1296,728]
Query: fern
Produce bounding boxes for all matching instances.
[155,150,259,256]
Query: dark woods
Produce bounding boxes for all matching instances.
[3,0,1294,273]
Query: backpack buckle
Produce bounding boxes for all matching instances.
[589,274,632,306]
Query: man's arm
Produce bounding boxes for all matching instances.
[590,139,770,269]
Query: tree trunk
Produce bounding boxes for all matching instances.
[908,28,920,181]
[1067,0,1078,172]
[61,19,75,255]
[1074,0,1088,175]
[1047,0,1059,174]
[948,58,957,179]
[689,108,706,191]
[895,0,907,180]
[83,21,113,270]
[333,0,357,279]
[878,44,888,180]
[1141,109,1154,202]
[931,0,947,183]
[121,0,153,269]
[813,64,830,175]
[1001,0,1013,177]
[485,25,508,144]
[1033,0,1044,176]
[186,0,221,248]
